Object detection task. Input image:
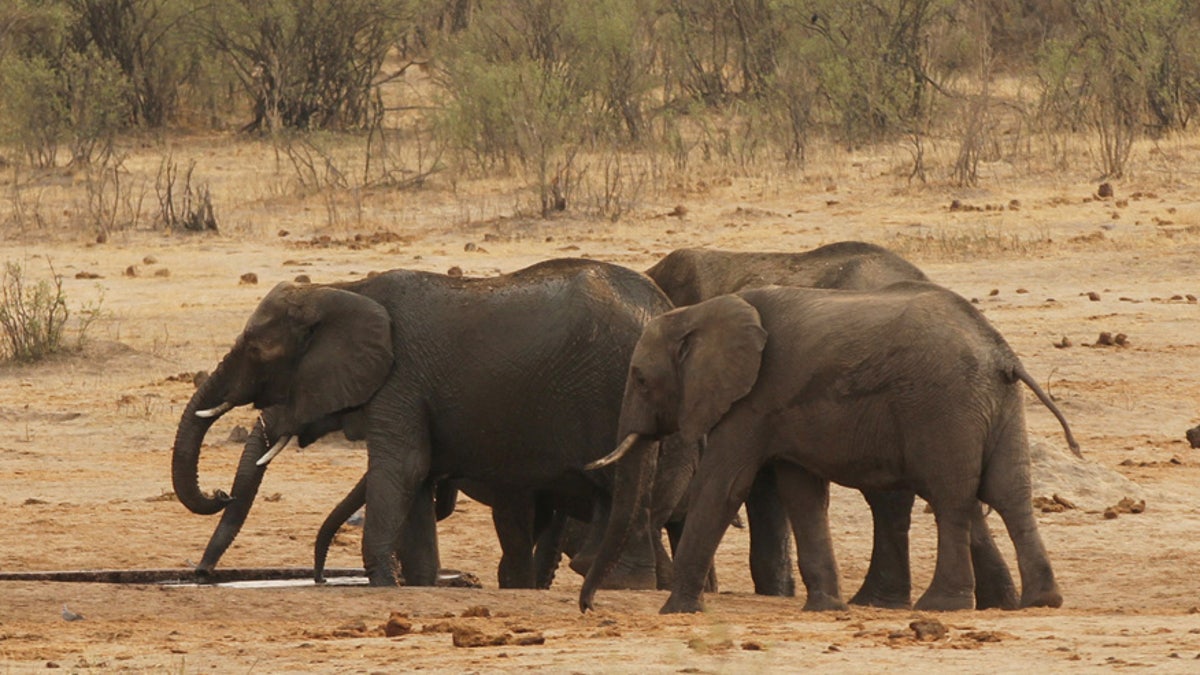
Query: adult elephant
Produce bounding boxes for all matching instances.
[644,242,969,607]
[581,282,1078,614]
[171,258,673,588]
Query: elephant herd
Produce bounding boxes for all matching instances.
[171,241,1079,614]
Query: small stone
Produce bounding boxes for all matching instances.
[741,640,765,651]
[989,288,999,296]
[239,272,258,285]
[294,274,311,284]
[124,265,139,277]
[1087,291,1101,301]
[1097,182,1113,198]
[447,266,463,278]
[910,618,947,642]
[461,605,490,618]
[1097,332,1114,346]
[154,268,170,277]
[143,255,158,264]
[464,242,477,252]
[277,229,290,237]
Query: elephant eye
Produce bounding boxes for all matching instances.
[631,367,648,389]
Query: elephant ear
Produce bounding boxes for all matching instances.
[675,294,767,444]
[286,286,393,427]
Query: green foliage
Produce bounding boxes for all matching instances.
[0,55,69,167]
[0,260,101,363]
[1035,0,1200,176]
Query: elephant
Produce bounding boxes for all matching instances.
[644,241,937,603]
[580,281,1076,614]
[171,258,674,588]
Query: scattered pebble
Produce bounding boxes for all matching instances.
[461,605,490,618]
[447,266,463,278]
[1097,182,1114,198]
[239,272,258,284]
[294,274,311,283]
[1087,291,1101,301]
[384,612,412,637]
[910,618,947,642]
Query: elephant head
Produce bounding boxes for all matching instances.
[580,295,766,610]
[171,281,394,517]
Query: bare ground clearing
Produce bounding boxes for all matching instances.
[3,136,1200,672]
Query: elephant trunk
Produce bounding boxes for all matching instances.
[314,475,367,583]
[195,417,271,577]
[579,432,659,612]
[171,359,240,515]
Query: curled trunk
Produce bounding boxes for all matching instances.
[579,434,659,611]
[195,417,271,577]
[171,363,237,515]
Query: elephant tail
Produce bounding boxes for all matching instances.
[1009,364,1082,458]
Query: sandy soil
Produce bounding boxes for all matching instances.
[4,134,1200,673]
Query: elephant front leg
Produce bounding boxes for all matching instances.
[849,489,914,609]
[660,459,759,614]
[361,418,432,587]
[774,463,847,611]
[396,481,440,586]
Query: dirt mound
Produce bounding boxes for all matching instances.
[1030,442,1143,511]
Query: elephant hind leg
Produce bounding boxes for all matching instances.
[745,465,797,598]
[850,489,913,609]
[774,463,846,612]
[970,504,1018,610]
[978,435,1061,608]
[492,494,537,589]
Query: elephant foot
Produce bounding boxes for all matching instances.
[660,593,705,614]
[974,579,1019,610]
[913,589,974,611]
[802,591,849,612]
[848,589,910,610]
[1020,584,1063,609]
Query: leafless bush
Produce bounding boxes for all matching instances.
[83,154,148,238]
[155,155,218,232]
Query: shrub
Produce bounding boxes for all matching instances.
[0,260,100,363]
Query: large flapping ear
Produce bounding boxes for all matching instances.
[285,286,393,427]
[675,294,767,443]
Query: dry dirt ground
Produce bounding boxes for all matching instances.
[4,134,1200,673]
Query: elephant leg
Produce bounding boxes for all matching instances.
[978,426,1061,608]
[395,481,439,586]
[849,490,913,609]
[492,494,537,589]
[773,463,846,611]
[568,499,607,578]
[361,420,431,587]
[746,465,797,597]
[970,504,1018,610]
[660,457,759,614]
[914,491,977,611]
[665,519,717,592]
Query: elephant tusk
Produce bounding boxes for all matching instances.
[256,435,292,466]
[585,433,640,470]
[195,401,234,419]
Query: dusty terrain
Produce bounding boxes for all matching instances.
[4,133,1200,673]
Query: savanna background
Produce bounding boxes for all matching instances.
[3,0,1200,672]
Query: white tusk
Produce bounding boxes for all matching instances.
[585,433,641,470]
[256,435,292,466]
[195,401,233,419]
